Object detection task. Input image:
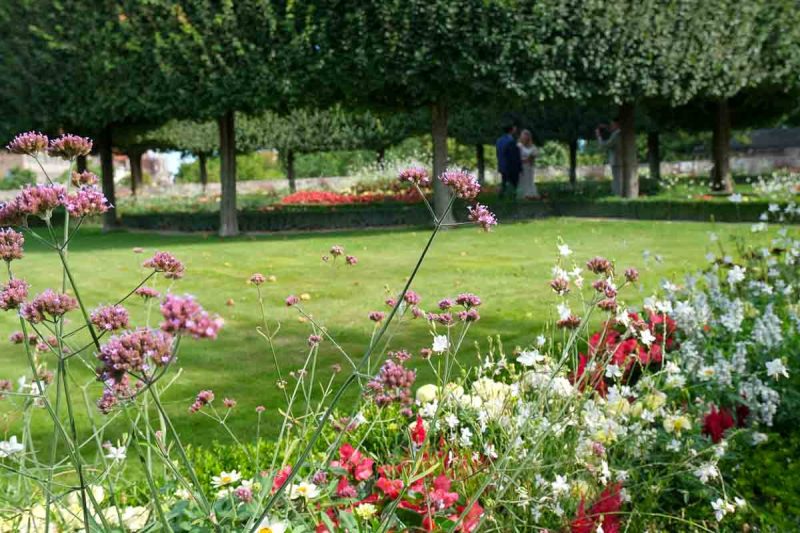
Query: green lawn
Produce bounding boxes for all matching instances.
[0,218,762,447]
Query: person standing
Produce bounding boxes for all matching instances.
[496,124,522,199]
[517,129,540,199]
[596,119,622,195]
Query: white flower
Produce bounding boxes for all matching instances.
[705,252,716,263]
[556,303,571,321]
[734,497,747,509]
[445,413,459,429]
[254,516,288,533]
[104,445,127,461]
[432,335,449,354]
[729,193,743,203]
[174,487,192,500]
[765,358,789,380]
[751,432,769,445]
[484,443,498,459]
[604,364,622,379]
[517,349,544,367]
[459,427,473,447]
[557,244,572,257]
[694,463,719,484]
[416,384,438,403]
[727,265,746,286]
[536,334,546,347]
[211,470,241,488]
[103,506,149,532]
[355,503,377,520]
[289,480,320,500]
[711,498,734,521]
[639,329,656,346]
[551,475,569,496]
[698,366,716,381]
[0,436,24,458]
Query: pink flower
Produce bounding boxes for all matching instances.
[440,170,480,200]
[0,201,26,227]
[90,304,130,331]
[249,273,266,285]
[47,134,92,160]
[438,298,453,310]
[336,476,357,498]
[285,295,300,306]
[6,131,49,155]
[16,184,66,219]
[411,415,426,446]
[376,476,404,499]
[404,290,421,306]
[71,170,99,187]
[271,465,292,493]
[624,268,639,282]
[308,334,322,346]
[597,298,618,312]
[550,278,569,295]
[455,293,481,308]
[234,485,253,503]
[458,309,480,322]
[160,294,223,339]
[0,229,24,262]
[20,289,77,323]
[398,166,431,187]
[9,331,37,345]
[143,251,185,279]
[97,328,174,383]
[345,255,358,265]
[66,186,110,218]
[256,405,266,414]
[586,256,613,275]
[368,311,385,322]
[557,315,582,329]
[330,245,344,257]
[429,475,460,510]
[0,279,29,310]
[189,389,215,413]
[467,203,497,231]
[135,287,160,299]
[223,397,237,409]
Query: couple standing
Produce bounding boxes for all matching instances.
[496,125,540,199]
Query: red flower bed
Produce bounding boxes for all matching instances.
[280,189,423,206]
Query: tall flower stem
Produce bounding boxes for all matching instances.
[250,194,456,531]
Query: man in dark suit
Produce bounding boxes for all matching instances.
[496,124,521,199]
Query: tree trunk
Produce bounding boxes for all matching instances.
[286,149,296,193]
[76,155,87,173]
[568,138,578,189]
[475,144,485,185]
[99,126,117,231]
[376,147,385,169]
[431,101,455,224]
[129,150,143,196]
[647,131,660,181]
[198,152,208,193]
[218,111,239,237]
[619,102,639,198]
[711,99,733,193]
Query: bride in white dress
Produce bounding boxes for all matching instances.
[517,129,540,199]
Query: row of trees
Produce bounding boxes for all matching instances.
[2,0,799,235]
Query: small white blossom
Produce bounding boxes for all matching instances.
[432,335,449,354]
[765,358,789,380]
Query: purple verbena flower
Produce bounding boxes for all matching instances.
[71,170,99,187]
[368,311,385,322]
[0,229,24,262]
[97,328,174,381]
[20,289,77,323]
[189,389,214,413]
[16,184,66,220]
[586,256,613,275]
[398,166,430,187]
[455,293,481,308]
[330,245,344,257]
[135,287,160,299]
[345,255,358,266]
[467,203,497,231]
[66,186,110,218]
[48,134,92,160]
[160,294,223,339]
[6,131,49,155]
[285,295,300,306]
[143,251,185,279]
[624,268,639,282]
[403,290,421,306]
[90,304,130,332]
[249,273,266,285]
[0,279,29,310]
[440,169,480,200]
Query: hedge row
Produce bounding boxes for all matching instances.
[117,196,783,233]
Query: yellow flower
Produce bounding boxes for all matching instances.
[300,293,311,301]
[416,384,438,403]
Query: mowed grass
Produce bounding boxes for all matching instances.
[0,217,760,447]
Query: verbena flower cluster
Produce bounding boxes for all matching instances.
[20,289,78,323]
[160,293,223,339]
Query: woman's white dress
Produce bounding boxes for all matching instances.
[517,143,539,198]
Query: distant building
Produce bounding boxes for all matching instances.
[731,127,800,157]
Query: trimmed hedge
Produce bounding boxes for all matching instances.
[118,196,781,233]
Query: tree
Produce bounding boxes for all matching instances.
[318,0,556,221]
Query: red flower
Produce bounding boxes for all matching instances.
[271,465,292,493]
[571,483,623,533]
[336,476,357,498]
[429,475,459,510]
[702,405,735,443]
[376,476,404,499]
[411,415,426,446]
[449,502,484,532]
[335,443,375,481]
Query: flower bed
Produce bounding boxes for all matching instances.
[1,136,799,532]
